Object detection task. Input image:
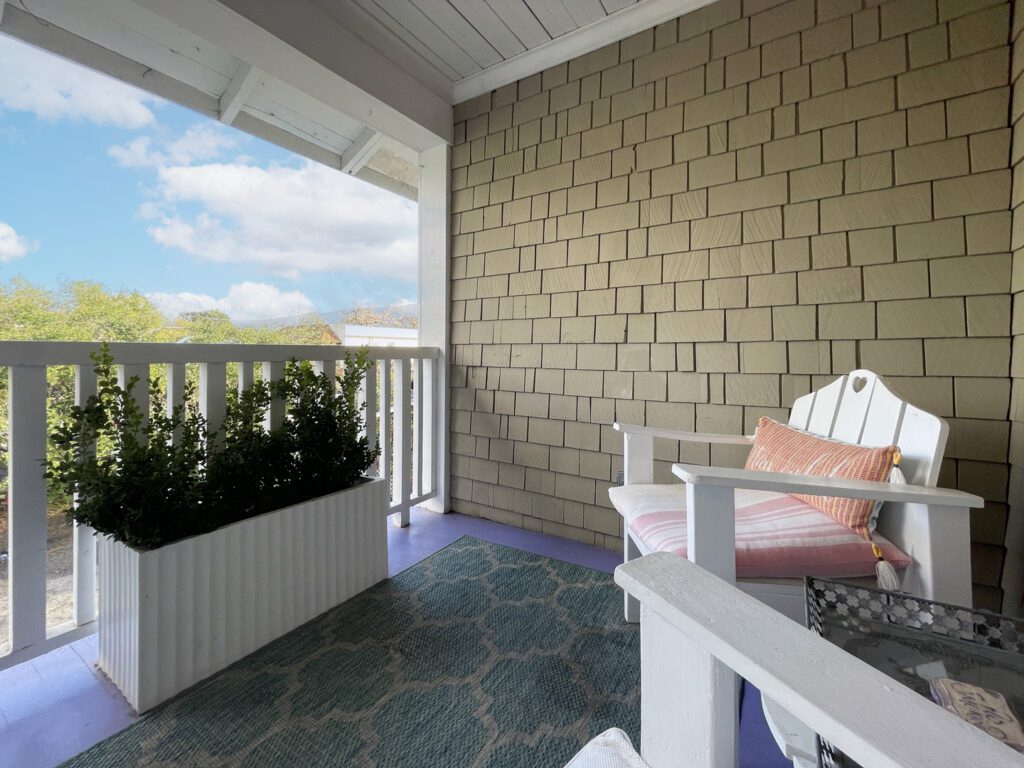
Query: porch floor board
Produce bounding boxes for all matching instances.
[0,509,788,767]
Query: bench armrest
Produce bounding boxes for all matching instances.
[614,422,753,446]
[614,553,1018,768]
[671,464,983,508]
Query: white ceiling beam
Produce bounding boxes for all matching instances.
[340,128,384,174]
[453,0,716,103]
[136,0,451,150]
[219,62,260,124]
[1,4,219,118]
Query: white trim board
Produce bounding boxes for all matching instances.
[452,0,717,104]
[341,128,385,174]
[219,62,261,124]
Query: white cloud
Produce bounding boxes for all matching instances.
[0,222,36,261]
[148,282,316,324]
[0,36,159,128]
[145,160,418,280]
[109,124,237,168]
[107,136,157,168]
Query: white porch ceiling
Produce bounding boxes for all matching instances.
[312,0,712,103]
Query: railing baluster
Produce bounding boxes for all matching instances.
[238,361,253,394]
[8,365,48,651]
[413,359,423,498]
[166,363,186,445]
[394,359,411,528]
[262,361,285,431]
[423,357,436,498]
[314,359,336,390]
[73,364,97,627]
[118,364,150,433]
[381,359,392,493]
[200,362,226,449]
[363,361,378,475]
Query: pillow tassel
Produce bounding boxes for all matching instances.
[872,541,901,591]
[889,450,906,485]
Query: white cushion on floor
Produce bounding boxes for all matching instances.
[564,728,649,768]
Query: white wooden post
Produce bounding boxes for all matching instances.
[896,503,973,606]
[166,362,186,445]
[118,364,150,431]
[8,365,48,652]
[422,356,435,496]
[622,430,654,622]
[686,485,737,583]
[623,432,654,485]
[393,358,411,527]
[200,362,226,449]
[73,364,97,627]
[381,358,392,487]
[418,143,449,514]
[262,361,285,431]
[624,534,643,623]
[314,359,336,388]
[238,361,253,394]
[364,360,379,475]
[640,482,739,768]
[413,359,423,498]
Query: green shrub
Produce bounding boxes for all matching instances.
[47,344,380,550]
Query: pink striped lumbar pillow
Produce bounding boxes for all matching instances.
[744,416,897,538]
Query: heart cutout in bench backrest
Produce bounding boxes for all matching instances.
[851,376,867,393]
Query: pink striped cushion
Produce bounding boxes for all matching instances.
[609,484,911,579]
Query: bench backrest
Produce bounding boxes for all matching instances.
[786,371,969,605]
[786,369,947,488]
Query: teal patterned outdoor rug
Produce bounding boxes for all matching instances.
[64,536,640,767]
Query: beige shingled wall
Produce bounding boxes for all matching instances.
[450,0,1014,611]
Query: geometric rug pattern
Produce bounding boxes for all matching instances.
[62,537,640,767]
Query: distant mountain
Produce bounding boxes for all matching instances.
[247,302,419,329]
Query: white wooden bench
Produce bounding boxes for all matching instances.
[610,370,984,624]
[567,553,1019,768]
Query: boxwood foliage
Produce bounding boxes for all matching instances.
[47,344,379,550]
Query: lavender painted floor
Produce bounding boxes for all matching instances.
[0,509,789,767]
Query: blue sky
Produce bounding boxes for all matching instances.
[0,35,419,323]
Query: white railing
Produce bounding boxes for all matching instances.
[0,340,440,669]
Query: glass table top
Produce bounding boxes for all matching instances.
[805,578,1024,766]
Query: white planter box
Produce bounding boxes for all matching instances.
[97,477,389,713]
